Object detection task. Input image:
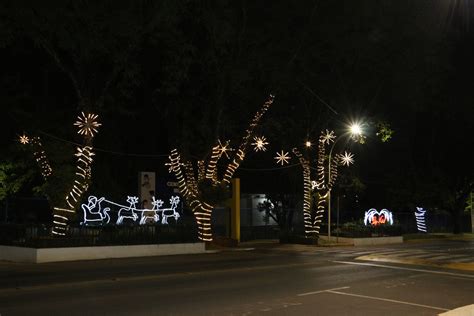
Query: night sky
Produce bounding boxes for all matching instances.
[1,1,473,227]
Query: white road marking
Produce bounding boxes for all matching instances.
[333,260,474,279]
[326,290,449,311]
[297,286,350,296]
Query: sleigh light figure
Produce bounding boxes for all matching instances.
[80,195,181,226]
[80,196,111,226]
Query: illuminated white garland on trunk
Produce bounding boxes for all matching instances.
[292,148,317,234]
[415,207,427,232]
[52,113,101,236]
[167,95,274,241]
[19,135,53,179]
[290,130,354,238]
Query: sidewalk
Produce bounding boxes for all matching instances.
[206,238,353,252]
[403,233,474,243]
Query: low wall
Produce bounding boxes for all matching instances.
[0,243,206,263]
[319,235,403,246]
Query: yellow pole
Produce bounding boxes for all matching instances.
[230,178,241,242]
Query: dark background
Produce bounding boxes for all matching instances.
[1,1,472,230]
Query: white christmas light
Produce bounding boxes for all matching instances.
[218,139,234,159]
[339,151,354,166]
[293,148,318,235]
[274,150,291,165]
[52,113,101,236]
[321,130,336,145]
[74,112,101,137]
[252,136,269,152]
[415,207,427,233]
[166,95,274,241]
[19,134,30,144]
[364,208,393,226]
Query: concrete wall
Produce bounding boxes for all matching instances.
[0,245,37,262]
[0,243,206,263]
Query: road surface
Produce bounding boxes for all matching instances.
[0,239,473,315]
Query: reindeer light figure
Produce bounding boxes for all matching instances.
[139,197,163,225]
[160,196,181,224]
[116,196,139,224]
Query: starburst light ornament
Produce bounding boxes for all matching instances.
[18,134,29,145]
[218,139,234,159]
[274,150,291,165]
[339,151,354,166]
[321,130,336,145]
[74,112,102,137]
[252,136,269,152]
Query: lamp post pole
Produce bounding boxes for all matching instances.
[325,123,361,242]
[327,137,342,241]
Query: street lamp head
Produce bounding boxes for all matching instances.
[305,140,312,148]
[349,123,362,136]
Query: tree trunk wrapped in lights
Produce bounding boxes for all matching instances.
[18,135,53,180]
[20,113,101,236]
[292,148,317,235]
[293,130,354,238]
[51,112,101,236]
[167,95,274,241]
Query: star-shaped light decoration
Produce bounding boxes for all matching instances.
[274,150,291,166]
[18,134,30,145]
[321,130,336,145]
[252,136,269,152]
[339,151,354,166]
[74,112,102,137]
[218,139,234,159]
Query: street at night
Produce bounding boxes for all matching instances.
[1,1,473,315]
[0,239,473,315]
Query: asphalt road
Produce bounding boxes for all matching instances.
[0,239,473,315]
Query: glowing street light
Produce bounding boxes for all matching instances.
[326,122,364,240]
[305,140,312,148]
[349,123,362,136]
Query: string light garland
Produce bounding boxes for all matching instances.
[290,130,356,237]
[52,112,101,236]
[415,207,427,233]
[293,148,317,234]
[222,95,274,185]
[19,134,52,179]
[167,95,274,241]
[252,136,269,152]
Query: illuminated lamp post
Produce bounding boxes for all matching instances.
[327,123,362,240]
